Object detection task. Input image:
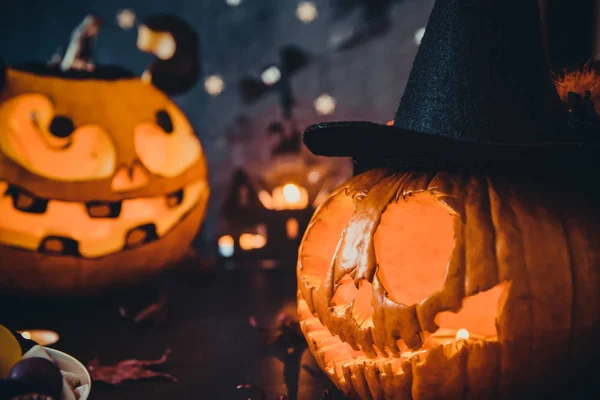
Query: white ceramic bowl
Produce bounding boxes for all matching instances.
[45,347,91,400]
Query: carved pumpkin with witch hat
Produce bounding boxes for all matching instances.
[297,0,600,399]
[0,14,209,296]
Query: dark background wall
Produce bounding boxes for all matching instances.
[1,0,597,248]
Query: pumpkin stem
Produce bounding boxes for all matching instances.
[59,14,103,73]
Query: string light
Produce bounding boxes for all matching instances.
[116,9,136,29]
[205,75,225,96]
[261,65,281,85]
[314,93,336,115]
[414,27,426,45]
[218,235,235,257]
[296,1,318,24]
[307,170,321,183]
[283,184,302,203]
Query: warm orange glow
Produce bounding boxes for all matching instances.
[386,120,394,126]
[134,103,203,179]
[257,190,273,209]
[271,184,309,210]
[375,193,455,306]
[17,329,60,346]
[218,235,234,246]
[0,180,207,258]
[111,164,149,192]
[0,94,117,181]
[455,328,469,340]
[435,281,509,337]
[283,184,301,202]
[286,218,299,239]
[239,233,267,250]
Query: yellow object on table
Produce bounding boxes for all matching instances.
[0,324,22,378]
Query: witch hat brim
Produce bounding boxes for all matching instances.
[303,0,600,171]
[304,121,599,172]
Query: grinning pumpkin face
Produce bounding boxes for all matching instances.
[297,169,600,399]
[0,68,209,295]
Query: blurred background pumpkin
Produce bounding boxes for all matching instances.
[0,14,209,296]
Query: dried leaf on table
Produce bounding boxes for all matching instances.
[248,312,304,348]
[117,292,168,324]
[87,349,178,385]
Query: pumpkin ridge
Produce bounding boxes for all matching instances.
[503,181,573,393]
[464,174,499,296]
[345,169,390,203]
[557,207,576,377]
[328,173,404,289]
[486,177,533,398]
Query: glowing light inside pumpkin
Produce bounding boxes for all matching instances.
[218,235,235,257]
[286,218,300,239]
[296,2,318,23]
[314,93,336,115]
[414,27,426,45]
[18,330,60,346]
[116,9,136,29]
[239,233,267,250]
[261,66,281,86]
[455,328,470,340]
[205,75,225,96]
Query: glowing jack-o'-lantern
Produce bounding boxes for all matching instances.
[0,14,209,296]
[297,169,600,399]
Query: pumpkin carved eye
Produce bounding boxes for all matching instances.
[134,102,202,178]
[0,94,117,181]
[48,116,75,138]
[155,110,173,133]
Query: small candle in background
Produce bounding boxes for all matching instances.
[17,329,60,347]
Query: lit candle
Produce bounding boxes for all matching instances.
[401,328,483,357]
[18,329,60,347]
[424,328,484,347]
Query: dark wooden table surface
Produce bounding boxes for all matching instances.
[1,262,344,400]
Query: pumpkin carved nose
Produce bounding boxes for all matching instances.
[111,161,149,192]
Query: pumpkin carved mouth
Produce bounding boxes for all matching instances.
[297,180,508,398]
[0,179,208,258]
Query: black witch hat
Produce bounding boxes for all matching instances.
[303,0,600,172]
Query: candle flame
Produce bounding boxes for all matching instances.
[455,328,470,340]
[21,331,31,340]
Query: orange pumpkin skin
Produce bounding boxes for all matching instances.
[0,68,209,296]
[297,169,600,399]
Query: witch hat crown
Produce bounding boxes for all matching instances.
[303,0,600,171]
